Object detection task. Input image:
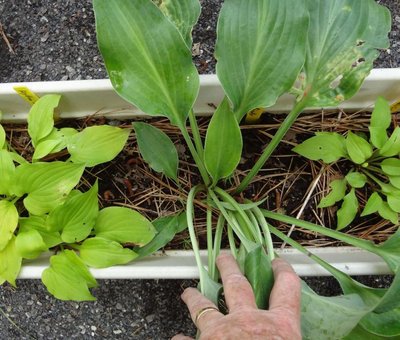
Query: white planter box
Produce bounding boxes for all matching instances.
[2,69,399,278]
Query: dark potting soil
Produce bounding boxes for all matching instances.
[0,0,399,339]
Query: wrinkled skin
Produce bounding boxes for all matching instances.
[172,254,301,340]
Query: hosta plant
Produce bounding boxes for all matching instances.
[295,96,400,230]
[93,0,400,338]
[0,95,158,300]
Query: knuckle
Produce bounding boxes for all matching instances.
[224,273,248,286]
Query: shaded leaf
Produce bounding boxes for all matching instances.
[204,98,243,184]
[293,132,347,163]
[301,0,391,107]
[79,237,138,268]
[337,189,358,230]
[136,213,187,258]
[346,131,373,164]
[27,94,61,147]
[345,172,367,188]
[360,308,400,337]
[33,139,62,161]
[201,267,222,306]
[47,182,99,243]
[361,192,382,217]
[244,246,274,309]
[15,229,47,259]
[94,207,156,246]
[215,0,309,120]
[318,179,347,208]
[0,150,15,196]
[133,122,178,181]
[0,200,19,251]
[19,216,61,249]
[68,126,130,167]
[15,162,85,215]
[156,0,201,48]
[374,228,400,273]
[94,0,199,126]
[42,250,97,301]
[378,202,399,225]
[301,282,369,340]
[369,96,391,148]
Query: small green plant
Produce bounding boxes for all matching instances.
[295,97,400,229]
[92,0,400,338]
[0,95,161,300]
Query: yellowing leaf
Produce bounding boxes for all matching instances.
[42,250,97,301]
[0,237,22,286]
[79,237,138,268]
[15,162,85,215]
[27,94,61,147]
[15,229,47,259]
[94,207,156,246]
[0,124,5,149]
[47,183,99,243]
[68,126,130,167]
[0,150,16,196]
[0,200,19,251]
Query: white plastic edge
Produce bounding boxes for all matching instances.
[1,68,400,122]
[19,247,390,279]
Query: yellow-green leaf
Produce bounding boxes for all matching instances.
[15,229,47,259]
[79,237,138,268]
[0,124,5,149]
[361,193,383,217]
[94,207,156,246]
[0,200,19,251]
[318,179,347,208]
[379,127,400,157]
[346,132,373,164]
[0,150,16,196]
[0,237,22,287]
[369,96,391,148]
[337,189,358,230]
[27,94,61,147]
[68,126,130,167]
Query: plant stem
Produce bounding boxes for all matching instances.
[252,207,275,262]
[179,123,210,186]
[208,189,255,251]
[206,194,213,274]
[261,209,376,252]
[186,185,207,293]
[227,224,238,259]
[210,214,224,280]
[236,99,308,193]
[188,109,204,160]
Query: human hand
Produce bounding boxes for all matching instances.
[172,253,301,340]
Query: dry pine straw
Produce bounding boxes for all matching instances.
[5,108,398,250]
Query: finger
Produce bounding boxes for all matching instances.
[181,287,223,331]
[171,334,193,340]
[216,253,257,311]
[269,258,301,317]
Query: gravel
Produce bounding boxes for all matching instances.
[0,0,399,339]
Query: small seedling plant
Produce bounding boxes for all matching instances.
[0,96,159,300]
[295,96,400,230]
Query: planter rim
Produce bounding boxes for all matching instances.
[19,247,390,279]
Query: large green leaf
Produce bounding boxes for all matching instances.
[300,0,391,107]
[0,236,22,286]
[204,98,243,184]
[293,132,347,163]
[68,126,130,167]
[0,200,19,251]
[244,246,274,309]
[94,207,156,246]
[337,188,358,230]
[346,131,373,164]
[215,0,309,120]
[133,122,179,181]
[360,308,400,337]
[47,183,99,243]
[42,250,97,301]
[301,282,369,340]
[27,94,61,147]
[0,150,16,195]
[15,229,47,259]
[19,216,62,248]
[373,228,400,273]
[93,0,199,126]
[15,162,85,215]
[156,0,201,48]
